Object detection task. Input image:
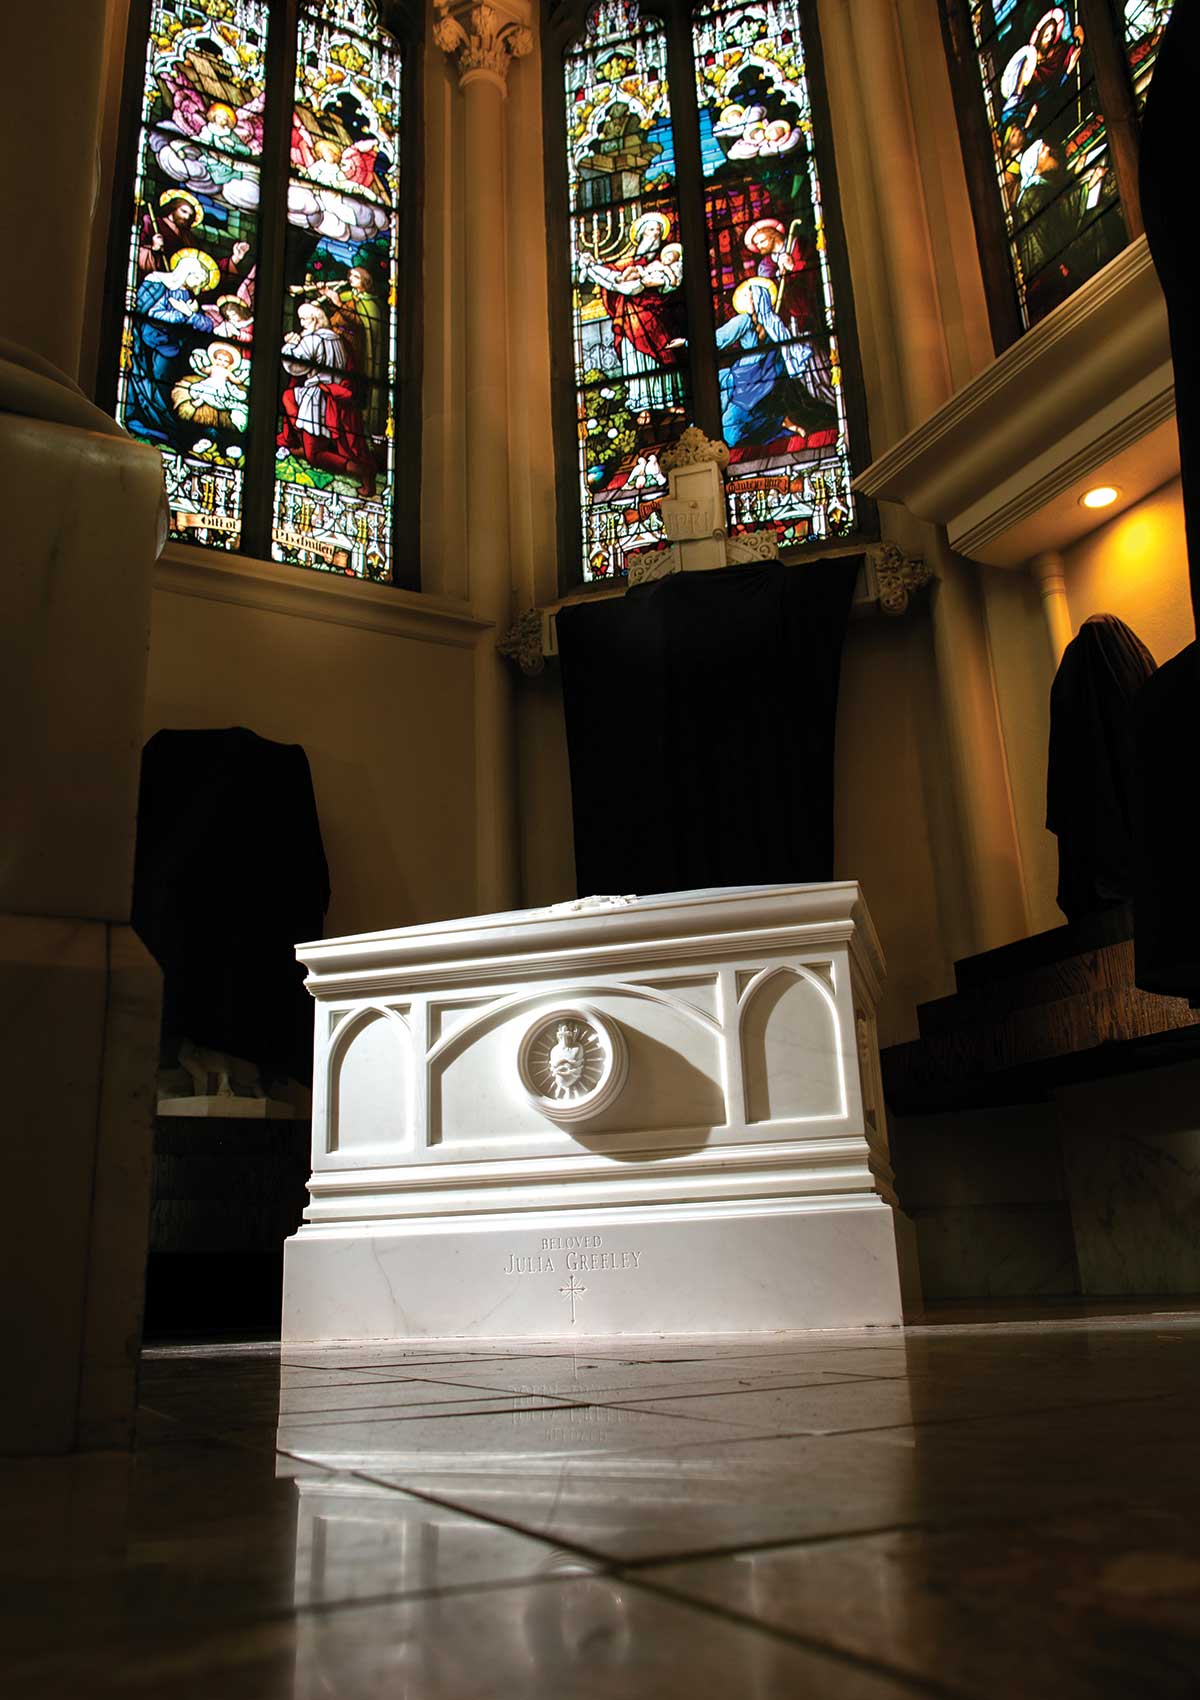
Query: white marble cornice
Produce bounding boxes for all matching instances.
[433,0,532,92]
[853,238,1179,567]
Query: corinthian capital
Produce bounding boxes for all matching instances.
[434,0,533,92]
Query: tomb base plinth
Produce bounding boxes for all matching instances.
[283,884,919,1343]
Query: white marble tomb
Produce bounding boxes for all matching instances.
[282,883,920,1342]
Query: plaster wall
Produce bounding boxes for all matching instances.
[1062,476,1194,666]
[144,588,479,939]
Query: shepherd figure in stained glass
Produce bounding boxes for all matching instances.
[126,249,222,449]
[576,210,686,415]
[278,301,377,497]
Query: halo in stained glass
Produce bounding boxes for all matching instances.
[693,0,856,548]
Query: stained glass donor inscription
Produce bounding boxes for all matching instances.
[694,0,855,548]
[115,0,269,550]
[967,1,1126,328]
[565,0,690,581]
[274,0,402,580]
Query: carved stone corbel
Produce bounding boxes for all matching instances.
[497,608,545,675]
[870,542,935,615]
[434,0,532,90]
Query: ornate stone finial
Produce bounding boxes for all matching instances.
[870,542,935,616]
[496,608,545,675]
[660,426,731,473]
[434,0,533,91]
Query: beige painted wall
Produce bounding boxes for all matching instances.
[834,612,960,1046]
[1063,477,1194,667]
[980,566,1061,936]
[144,590,479,939]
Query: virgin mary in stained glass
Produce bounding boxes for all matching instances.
[715,275,835,449]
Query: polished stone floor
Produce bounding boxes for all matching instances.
[4,1303,1200,1698]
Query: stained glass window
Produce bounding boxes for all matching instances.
[694,0,855,546]
[564,0,691,581]
[943,0,1170,344]
[966,1,1126,329]
[108,0,415,582]
[115,0,270,550]
[553,0,861,583]
[275,0,402,579]
[1122,0,1174,111]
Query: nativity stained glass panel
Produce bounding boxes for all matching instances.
[566,0,692,582]
[1122,0,1173,112]
[114,0,269,550]
[967,0,1126,329]
[273,0,401,580]
[693,0,855,547]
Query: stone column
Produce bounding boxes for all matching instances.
[435,0,532,913]
[0,0,110,379]
[833,0,1029,952]
[0,3,168,1451]
[1029,550,1074,666]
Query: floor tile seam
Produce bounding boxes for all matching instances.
[597,1386,1176,1436]
[275,1398,596,1433]
[813,1387,1182,1439]
[270,1389,590,1419]
[622,1573,972,1699]
[339,1462,624,1572]
[615,1495,1131,1571]
[563,1374,897,1406]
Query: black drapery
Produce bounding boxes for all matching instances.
[1046,613,1157,921]
[132,727,330,1081]
[556,557,861,898]
[1140,3,1200,637]
[1133,641,1200,1003]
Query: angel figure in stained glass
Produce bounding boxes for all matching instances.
[576,210,686,415]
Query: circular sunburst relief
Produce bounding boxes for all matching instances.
[516,1005,628,1124]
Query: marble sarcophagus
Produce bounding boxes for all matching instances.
[281,883,918,1341]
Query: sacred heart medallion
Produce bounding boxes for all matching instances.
[516,1005,628,1124]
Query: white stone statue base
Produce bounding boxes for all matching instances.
[283,884,919,1343]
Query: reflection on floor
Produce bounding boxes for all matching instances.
[4,1303,1200,1697]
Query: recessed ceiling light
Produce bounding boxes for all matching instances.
[1079,485,1121,510]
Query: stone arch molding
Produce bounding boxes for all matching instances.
[324,1004,414,1158]
[425,979,722,1068]
[738,964,847,1125]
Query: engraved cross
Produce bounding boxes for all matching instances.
[560,1274,586,1325]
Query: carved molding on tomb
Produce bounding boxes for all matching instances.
[869,542,935,616]
[433,0,532,90]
